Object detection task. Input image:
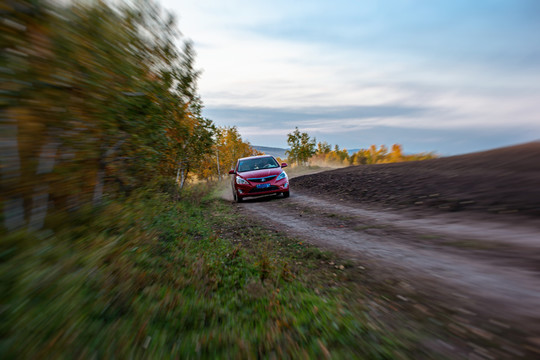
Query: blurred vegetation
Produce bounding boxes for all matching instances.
[0,0,257,233]
[285,130,437,168]
[0,181,406,358]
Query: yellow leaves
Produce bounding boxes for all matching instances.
[10,107,43,131]
[214,126,257,173]
[2,0,217,226]
[10,107,47,161]
[309,143,437,166]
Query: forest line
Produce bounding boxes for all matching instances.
[1,0,257,232]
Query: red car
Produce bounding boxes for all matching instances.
[228,155,290,202]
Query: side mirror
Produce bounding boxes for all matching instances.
[228,170,236,175]
[281,163,288,168]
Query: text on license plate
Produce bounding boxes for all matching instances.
[256,183,271,189]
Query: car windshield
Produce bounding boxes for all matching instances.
[237,157,279,172]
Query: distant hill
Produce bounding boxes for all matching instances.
[252,145,288,159]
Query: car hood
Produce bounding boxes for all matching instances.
[237,168,283,179]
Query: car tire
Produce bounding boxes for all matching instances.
[282,190,290,198]
[235,192,243,203]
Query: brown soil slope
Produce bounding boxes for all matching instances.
[292,141,540,217]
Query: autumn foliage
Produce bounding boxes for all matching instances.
[0,0,255,232]
[311,143,437,167]
[286,130,437,168]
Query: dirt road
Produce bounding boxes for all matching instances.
[229,188,540,356]
[223,143,540,356]
[237,190,540,318]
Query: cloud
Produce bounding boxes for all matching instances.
[204,104,443,141]
[163,0,540,154]
[203,102,539,156]
[205,104,430,124]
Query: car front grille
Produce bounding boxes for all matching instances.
[248,175,277,183]
[249,185,279,194]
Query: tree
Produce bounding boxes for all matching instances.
[0,0,217,231]
[191,126,259,182]
[316,141,331,154]
[286,127,316,166]
[215,127,259,172]
[388,144,404,163]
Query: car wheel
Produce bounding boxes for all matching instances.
[235,192,243,203]
[282,190,290,198]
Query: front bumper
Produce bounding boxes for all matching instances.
[236,181,289,198]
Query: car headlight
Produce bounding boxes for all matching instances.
[236,176,249,185]
[276,171,287,181]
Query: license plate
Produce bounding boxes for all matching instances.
[256,183,271,189]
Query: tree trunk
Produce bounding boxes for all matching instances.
[216,148,221,181]
[28,138,59,231]
[177,157,189,190]
[28,185,50,232]
[0,115,25,231]
[93,160,105,206]
[92,139,126,207]
[175,164,181,184]
[179,168,186,189]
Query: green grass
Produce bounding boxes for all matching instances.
[0,183,404,359]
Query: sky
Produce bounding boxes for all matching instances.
[160,0,540,155]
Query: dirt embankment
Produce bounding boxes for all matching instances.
[292,141,540,218]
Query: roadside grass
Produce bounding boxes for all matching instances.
[0,183,406,359]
